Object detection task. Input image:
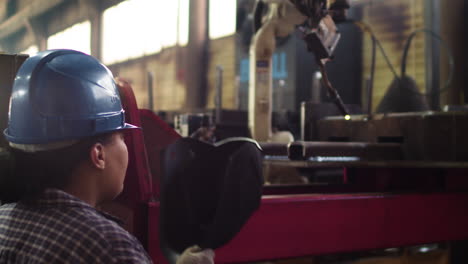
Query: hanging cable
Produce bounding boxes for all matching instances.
[401,28,455,96]
[317,58,349,116]
[353,21,400,81]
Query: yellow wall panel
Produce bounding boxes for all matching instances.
[108,35,236,113]
[207,35,237,110]
[360,0,426,111]
[109,47,187,112]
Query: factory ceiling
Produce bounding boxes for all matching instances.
[0,0,125,50]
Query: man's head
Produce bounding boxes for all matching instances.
[1,49,138,204]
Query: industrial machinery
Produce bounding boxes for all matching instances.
[248,0,347,141]
[117,73,468,263]
[146,1,467,263]
[241,0,468,262]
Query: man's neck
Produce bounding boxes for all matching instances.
[63,169,100,207]
[63,187,98,207]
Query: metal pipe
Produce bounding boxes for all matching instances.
[215,65,223,124]
[367,36,376,117]
[147,72,154,111]
[260,141,402,161]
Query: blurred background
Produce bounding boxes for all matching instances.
[0,0,464,128]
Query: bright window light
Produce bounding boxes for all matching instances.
[209,0,236,39]
[20,45,38,55]
[47,21,91,54]
[102,0,189,65]
[102,0,159,64]
[178,0,189,45]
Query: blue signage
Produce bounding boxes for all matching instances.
[239,52,288,83]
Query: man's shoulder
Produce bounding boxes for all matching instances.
[64,205,130,237]
[0,203,15,210]
[67,206,152,262]
[0,203,16,219]
[0,201,131,242]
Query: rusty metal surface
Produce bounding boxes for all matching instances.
[300,102,363,141]
[260,142,289,156]
[289,141,402,161]
[261,141,402,161]
[317,111,468,161]
[264,159,468,169]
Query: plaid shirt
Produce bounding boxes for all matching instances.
[0,189,152,263]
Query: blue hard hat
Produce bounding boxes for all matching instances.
[4,49,139,144]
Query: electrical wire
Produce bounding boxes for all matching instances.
[353,21,400,81]
[401,28,455,96]
[353,22,455,105]
[317,59,350,115]
[366,33,376,116]
[353,20,398,116]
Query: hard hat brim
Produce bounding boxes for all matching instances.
[122,123,141,130]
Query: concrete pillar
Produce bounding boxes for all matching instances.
[440,0,465,106]
[80,0,102,59]
[185,0,209,110]
[24,18,47,51]
[90,13,102,60]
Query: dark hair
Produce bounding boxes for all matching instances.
[0,133,114,204]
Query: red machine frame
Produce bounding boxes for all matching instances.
[116,80,468,263]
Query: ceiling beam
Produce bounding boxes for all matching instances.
[0,0,66,40]
[24,17,47,50]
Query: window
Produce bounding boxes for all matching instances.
[20,45,38,55]
[177,0,189,45]
[209,0,236,39]
[47,21,91,54]
[102,0,189,64]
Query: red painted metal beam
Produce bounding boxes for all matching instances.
[148,202,166,264]
[148,192,468,263]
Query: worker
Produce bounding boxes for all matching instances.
[0,49,214,264]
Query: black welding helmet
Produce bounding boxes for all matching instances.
[160,137,263,255]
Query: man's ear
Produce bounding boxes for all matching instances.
[90,143,106,170]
